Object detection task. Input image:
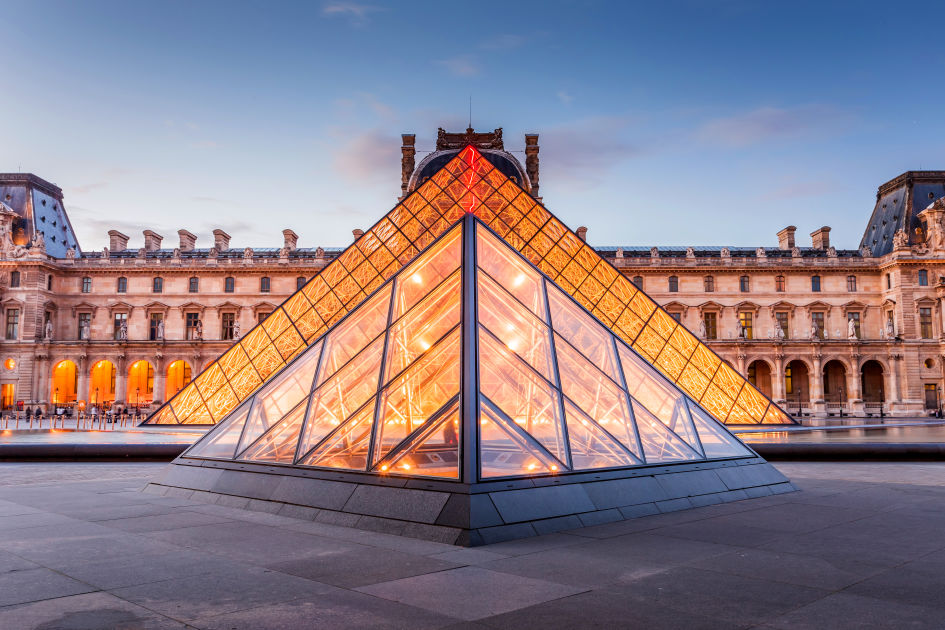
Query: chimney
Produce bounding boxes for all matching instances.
[576,226,588,242]
[282,229,298,251]
[524,133,540,196]
[777,226,796,250]
[212,229,231,251]
[177,229,197,252]
[400,134,416,198]
[143,230,163,251]
[810,226,831,250]
[108,230,129,252]
[352,229,364,242]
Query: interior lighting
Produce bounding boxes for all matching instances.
[512,274,526,287]
[3,358,15,370]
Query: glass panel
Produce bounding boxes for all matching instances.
[617,343,701,451]
[300,401,374,470]
[478,327,567,463]
[239,400,307,463]
[297,334,385,461]
[547,283,619,382]
[316,284,391,386]
[237,340,323,455]
[687,400,753,459]
[564,400,640,470]
[477,270,554,381]
[480,400,561,478]
[476,223,546,319]
[185,403,250,459]
[763,403,794,425]
[392,224,461,319]
[384,271,461,383]
[631,398,701,463]
[374,328,461,464]
[378,401,460,478]
[149,406,177,425]
[553,335,640,459]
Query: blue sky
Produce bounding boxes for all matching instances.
[4,0,944,251]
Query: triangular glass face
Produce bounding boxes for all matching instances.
[687,400,754,458]
[378,400,460,478]
[316,285,391,387]
[151,144,790,427]
[300,401,375,470]
[184,403,250,459]
[239,400,307,463]
[479,400,562,478]
[564,400,641,470]
[631,399,701,463]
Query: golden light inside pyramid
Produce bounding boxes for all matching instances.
[147,145,792,428]
[181,217,763,481]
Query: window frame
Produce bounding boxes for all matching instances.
[152,277,164,293]
[224,277,235,293]
[9,271,20,288]
[668,275,679,293]
[811,275,821,292]
[775,274,785,292]
[918,269,929,286]
[703,311,718,340]
[4,308,19,340]
[847,275,856,292]
[116,276,127,293]
[739,275,750,292]
[81,277,92,293]
[188,276,199,293]
[260,276,271,293]
[738,311,753,340]
[920,306,933,339]
[703,275,714,292]
[631,276,643,290]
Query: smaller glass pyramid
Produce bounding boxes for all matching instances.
[184,217,758,481]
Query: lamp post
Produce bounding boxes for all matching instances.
[135,387,140,416]
[838,386,844,418]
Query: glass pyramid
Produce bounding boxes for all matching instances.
[147,145,792,426]
[182,216,757,481]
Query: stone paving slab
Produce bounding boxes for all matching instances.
[0,462,943,629]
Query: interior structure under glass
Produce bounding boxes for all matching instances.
[184,218,755,481]
[147,145,792,427]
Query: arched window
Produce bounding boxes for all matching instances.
[260,277,271,293]
[847,275,857,292]
[631,276,643,289]
[918,269,929,286]
[116,277,127,293]
[775,275,785,292]
[739,275,750,292]
[811,275,821,292]
[189,277,199,293]
[81,277,92,293]
[296,276,307,290]
[9,271,20,288]
[224,277,235,293]
[152,277,163,293]
[668,276,679,292]
[703,275,714,292]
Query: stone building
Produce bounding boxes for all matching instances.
[1,132,944,417]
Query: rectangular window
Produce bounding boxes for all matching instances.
[811,275,821,292]
[78,313,91,340]
[812,312,825,339]
[738,312,753,340]
[4,309,19,340]
[785,365,793,395]
[153,277,163,293]
[775,311,789,339]
[847,275,857,292]
[703,312,717,340]
[739,276,749,292]
[149,313,163,341]
[185,313,200,340]
[668,312,681,322]
[81,277,91,293]
[924,383,938,410]
[189,277,199,293]
[920,307,933,339]
[10,271,20,288]
[631,276,643,290]
[775,275,785,292]
[47,275,52,291]
[225,277,235,293]
[260,277,271,293]
[918,269,929,286]
[117,277,127,293]
[668,276,678,292]
[221,312,236,340]
[848,312,861,339]
[0,383,13,410]
[257,311,271,325]
[296,276,306,290]
[886,273,891,289]
[113,312,127,340]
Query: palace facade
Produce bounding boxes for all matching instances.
[2,129,945,417]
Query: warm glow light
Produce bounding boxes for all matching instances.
[380,464,389,471]
[411,273,423,284]
[550,465,559,472]
[512,274,525,287]
[3,358,15,370]
[527,463,537,471]
[419,340,430,351]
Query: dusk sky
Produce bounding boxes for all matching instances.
[4,0,945,252]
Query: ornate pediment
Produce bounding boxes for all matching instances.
[436,127,503,151]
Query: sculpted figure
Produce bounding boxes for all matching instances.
[66,247,76,260]
[156,318,165,340]
[848,318,857,340]
[698,319,707,339]
[775,323,785,340]
[118,320,128,341]
[195,319,203,341]
[233,320,241,340]
[79,319,90,340]
[243,247,253,259]
[886,319,895,339]
[44,319,53,341]
[810,321,819,340]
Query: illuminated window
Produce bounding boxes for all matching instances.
[775,275,785,292]
[260,277,271,293]
[811,275,821,292]
[297,276,307,290]
[4,358,15,370]
[117,277,127,293]
[811,312,825,339]
[113,312,127,340]
[631,275,643,289]
[704,276,714,292]
[4,309,19,339]
[739,276,749,292]
[189,277,199,293]
[918,269,929,286]
[703,312,717,339]
[668,276,678,292]
[9,271,19,288]
[785,364,793,395]
[847,275,857,292]
[221,312,236,340]
[185,313,201,340]
[225,277,235,293]
[738,312,753,340]
[920,307,933,339]
[775,311,789,339]
[81,277,91,293]
[848,312,861,338]
[149,313,163,340]
[153,277,163,293]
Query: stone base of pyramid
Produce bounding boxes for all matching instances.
[145,457,795,546]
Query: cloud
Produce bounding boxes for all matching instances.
[539,116,642,186]
[480,34,526,50]
[322,2,381,25]
[696,105,849,148]
[557,91,574,105]
[69,182,109,194]
[436,55,480,77]
[331,128,400,185]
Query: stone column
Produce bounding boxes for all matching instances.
[810,353,826,416]
[152,354,166,405]
[34,354,48,407]
[772,353,786,403]
[114,355,128,407]
[888,354,902,412]
[847,354,864,415]
[735,352,747,376]
[75,355,89,405]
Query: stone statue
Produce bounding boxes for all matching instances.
[893,229,909,248]
[118,320,128,341]
[737,322,746,339]
[686,247,696,259]
[810,321,819,340]
[233,320,241,340]
[720,247,731,259]
[791,247,801,258]
[315,247,325,259]
[243,247,253,259]
[886,319,895,339]
[79,319,90,341]
[848,317,857,340]
[775,323,785,340]
[615,248,624,259]
[44,319,53,341]
[156,318,165,340]
[207,247,218,259]
[172,248,181,260]
[279,247,289,260]
[195,319,203,340]
[33,231,45,252]
[102,247,110,258]
[698,319,707,339]
[827,246,837,258]
[66,247,76,260]
[859,245,871,257]
[2,230,27,259]
[650,247,659,259]
[756,247,766,259]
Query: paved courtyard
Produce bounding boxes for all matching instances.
[0,462,943,629]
